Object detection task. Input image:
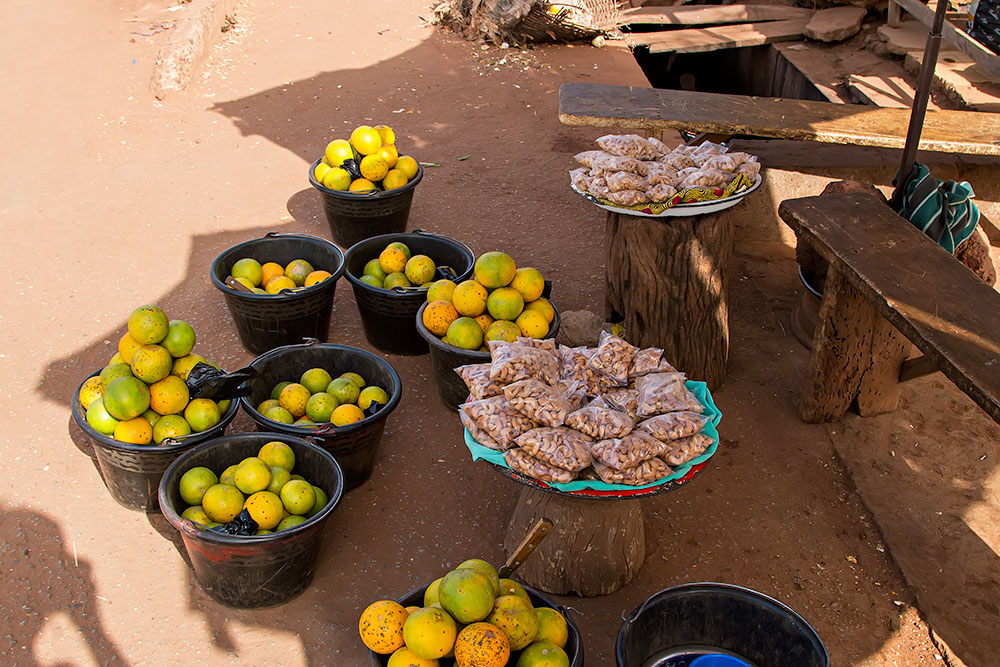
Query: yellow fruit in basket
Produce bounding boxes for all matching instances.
[403,607,458,660]
[232,258,264,287]
[387,646,437,667]
[384,272,412,290]
[360,154,389,182]
[535,608,569,649]
[325,138,355,166]
[280,479,316,515]
[172,353,205,380]
[474,252,517,289]
[327,378,361,405]
[244,491,284,530]
[452,280,488,317]
[78,376,104,410]
[485,320,521,343]
[103,376,150,421]
[396,155,419,181]
[163,320,196,358]
[181,505,211,526]
[265,405,295,424]
[423,300,460,337]
[382,169,408,191]
[427,279,457,303]
[131,344,172,384]
[358,385,389,410]
[454,622,510,667]
[261,262,284,287]
[285,259,314,287]
[185,398,221,432]
[179,467,219,506]
[380,247,408,274]
[376,144,399,168]
[100,362,134,390]
[331,403,365,426]
[359,600,408,654]
[300,368,333,395]
[306,392,338,422]
[277,515,308,530]
[202,483,245,523]
[388,242,412,259]
[447,317,485,351]
[474,313,494,333]
[516,641,569,667]
[279,383,311,418]
[128,305,169,345]
[487,595,538,650]
[523,298,555,324]
[266,276,296,294]
[258,441,296,472]
[86,398,119,435]
[314,160,332,183]
[323,167,352,191]
[405,255,437,285]
[374,124,396,145]
[235,458,272,494]
[118,332,144,365]
[266,466,291,494]
[149,375,189,415]
[486,288,524,321]
[153,414,191,443]
[509,267,545,303]
[351,125,384,156]
[341,372,366,388]
[515,309,549,340]
[114,417,153,445]
[350,178,378,192]
[304,270,332,287]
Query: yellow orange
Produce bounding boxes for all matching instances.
[509,267,545,302]
[423,300,460,337]
[396,155,419,180]
[523,298,555,323]
[452,280,488,317]
[515,309,549,339]
[149,375,190,415]
[261,262,284,287]
[359,600,408,654]
[474,252,517,289]
[349,178,377,192]
[350,125,384,156]
[486,287,524,321]
[114,417,153,445]
[376,144,399,168]
[360,154,389,182]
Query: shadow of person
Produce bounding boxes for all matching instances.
[0,504,128,666]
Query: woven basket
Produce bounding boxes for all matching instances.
[513,3,605,42]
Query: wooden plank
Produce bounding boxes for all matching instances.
[624,19,808,54]
[624,4,811,26]
[558,83,1000,156]
[778,192,1000,424]
[847,74,940,109]
[889,0,1000,80]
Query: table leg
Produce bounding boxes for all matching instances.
[504,487,645,597]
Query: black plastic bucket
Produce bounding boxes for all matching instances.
[309,158,424,248]
[158,432,345,609]
[209,232,346,355]
[616,583,829,667]
[368,581,583,666]
[343,231,475,355]
[238,341,402,490]
[70,371,239,513]
[414,301,561,411]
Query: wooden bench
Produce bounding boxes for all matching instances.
[559,82,1000,156]
[778,191,1000,424]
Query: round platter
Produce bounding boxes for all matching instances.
[571,173,763,218]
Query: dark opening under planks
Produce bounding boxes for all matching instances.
[558,83,1000,156]
[623,4,812,27]
[778,192,1000,423]
[624,18,808,54]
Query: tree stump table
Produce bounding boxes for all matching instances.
[605,209,734,390]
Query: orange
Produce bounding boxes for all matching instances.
[181,505,211,527]
[523,298,555,324]
[149,375,189,415]
[219,463,239,487]
[152,414,191,443]
[258,440,296,472]
[108,352,124,365]
[452,280,488,317]
[374,124,396,145]
[231,258,264,287]
[279,383,312,418]
[424,577,444,607]
[405,255,437,285]
[78,376,104,411]
[350,125,383,156]
[131,344,172,384]
[86,398,119,435]
[534,608,569,649]
[358,386,389,410]
[325,138,355,166]
[474,252,517,289]
[486,287,524,321]
[359,600,409,654]
[171,353,205,380]
[426,279,457,303]
[382,169,408,191]
[257,398,280,414]
[363,259,388,281]
[323,167,352,191]
[202,483,245,523]
[314,160,332,184]
[117,332,144,365]
[99,362,134,390]
[234,457,272,494]
[331,403,365,426]
[349,178,377,192]
[403,607,458,660]
[306,392,338,422]
[439,568,495,624]
[285,259,315,287]
[261,262,284,287]
[396,155,419,180]
[265,466,292,494]
[515,309,549,339]
[128,305,169,345]
[387,646,437,667]
[379,247,408,274]
[265,276,296,294]
[300,368,333,394]
[271,381,292,400]
[486,595,539,650]
[360,275,383,289]
[340,372,365,388]
[446,317,484,351]
[304,270,332,287]
[163,320,196,358]
[243,491,284,530]
[360,154,389,182]
[454,623,510,667]
[485,320,521,343]
[474,313,494,333]
[328,378,361,404]
[376,144,399,168]
[383,272,412,290]
[388,242,412,259]
[498,578,530,601]
[114,417,153,445]
[179,466,220,506]
[423,300,460,337]
[184,398,221,432]
[103,376,150,421]
[509,267,545,303]
[306,485,329,517]
[265,406,295,424]
[279,479,316,515]
[515,641,569,667]
[276,515,307,531]
[456,559,500,597]
[142,409,160,426]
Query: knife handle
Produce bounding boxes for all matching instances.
[502,517,553,576]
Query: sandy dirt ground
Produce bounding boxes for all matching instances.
[2,0,998,665]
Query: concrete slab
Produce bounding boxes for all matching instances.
[847,73,941,108]
[904,48,1000,111]
[804,6,867,43]
[151,0,241,99]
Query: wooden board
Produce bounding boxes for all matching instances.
[847,74,940,109]
[778,192,1000,424]
[558,82,1000,156]
[888,0,1000,80]
[624,19,808,54]
[623,4,811,27]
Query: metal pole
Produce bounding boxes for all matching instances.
[889,0,951,210]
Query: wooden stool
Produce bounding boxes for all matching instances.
[605,210,734,389]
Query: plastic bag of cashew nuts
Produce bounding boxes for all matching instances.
[586,331,637,386]
[515,426,594,472]
[489,340,561,386]
[459,396,537,450]
[636,372,703,417]
[502,378,579,427]
[505,448,577,484]
[661,433,714,466]
[637,411,710,442]
[565,402,635,440]
[591,457,673,486]
[590,430,668,471]
[455,363,503,401]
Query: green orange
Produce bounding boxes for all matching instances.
[103,376,151,421]
[128,305,169,345]
[474,252,517,289]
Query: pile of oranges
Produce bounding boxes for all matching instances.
[314,124,419,193]
[255,369,389,427]
[227,257,332,295]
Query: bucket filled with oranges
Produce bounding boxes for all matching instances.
[309,124,423,248]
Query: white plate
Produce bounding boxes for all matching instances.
[571,173,763,218]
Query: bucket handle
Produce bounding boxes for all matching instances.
[622,595,655,625]
[179,518,203,537]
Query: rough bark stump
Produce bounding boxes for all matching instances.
[504,487,644,597]
[605,210,733,389]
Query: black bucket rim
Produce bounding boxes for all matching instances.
[237,341,403,437]
[208,232,346,302]
[308,156,423,200]
[368,581,584,666]
[71,369,241,455]
[157,431,345,545]
[615,581,829,666]
[414,300,562,361]
[342,230,476,296]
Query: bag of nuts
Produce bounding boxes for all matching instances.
[458,405,506,451]
[552,378,588,411]
[601,387,640,419]
[586,331,637,386]
[629,347,663,378]
[591,430,667,470]
[592,457,673,485]
[455,363,503,400]
[503,378,577,427]
[661,433,714,466]
[460,396,537,450]
[515,426,594,472]
[559,345,604,395]
[505,448,576,484]
[489,340,561,386]
[636,372,702,417]
[637,411,710,442]
[565,403,635,440]
[516,336,557,355]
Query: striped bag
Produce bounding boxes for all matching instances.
[895,163,980,254]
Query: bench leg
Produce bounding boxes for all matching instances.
[856,316,911,416]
